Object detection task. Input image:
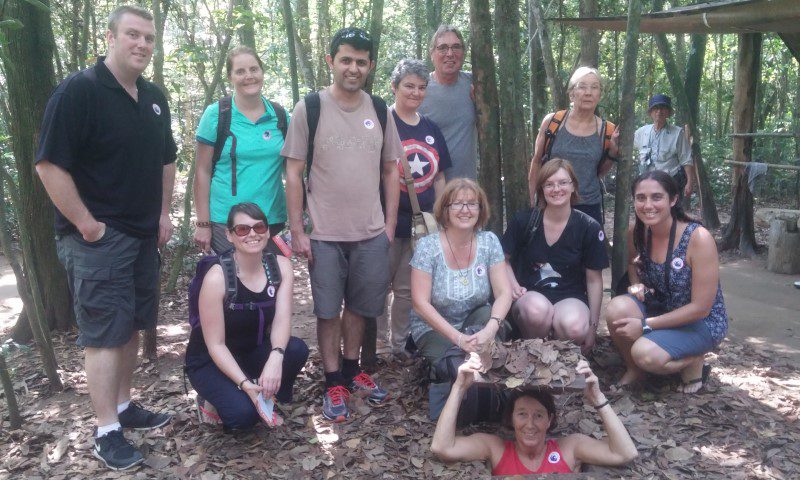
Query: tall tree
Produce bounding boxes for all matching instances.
[364,0,385,94]
[578,0,600,67]
[611,0,643,292]
[528,0,548,138]
[496,0,529,217]
[683,34,719,228]
[234,0,256,49]
[719,33,762,255]
[530,0,566,110]
[294,0,316,91]
[654,29,719,229]
[316,0,331,87]
[280,0,300,104]
[1,0,65,389]
[470,0,503,233]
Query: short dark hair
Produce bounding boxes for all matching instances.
[226,46,264,77]
[329,27,374,61]
[502,388,558,433]
[226,202,268,229]
[108,5,153,34]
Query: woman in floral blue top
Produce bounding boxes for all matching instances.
[410,178,512,365]
[606,171,727,393]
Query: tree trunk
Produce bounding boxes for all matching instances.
[0,170,35,344]
[720,33,762,255]
[654,27,719,229]
[316,0,331,88]
[578,0,599,67]
[528,0,548,137]
[280,0,300,105]
[611,0,643,293]
[530,0,566,110]
[0,351,22,428]
[470,0,503,234]
[294,0,316,91]
[364,0,385,94]
[234,0,256,49]
[425,0,443,47]
[496,0,529,218]
[683,34,719,228]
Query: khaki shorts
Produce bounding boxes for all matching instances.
[309,233,390,319]
[56,226,159,348]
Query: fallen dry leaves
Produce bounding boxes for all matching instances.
[1,255,798,479]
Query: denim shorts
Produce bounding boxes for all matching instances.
[628,294,716,360]
[309,233,390,319]
[56,226,159,348]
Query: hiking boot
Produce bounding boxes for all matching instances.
[196,395,222,425]
[118,401,171,431]
[349,372,389,404]
[322,385,350,422]
[93,429,144,471]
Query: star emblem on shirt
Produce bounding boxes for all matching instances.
[407,153,428,176]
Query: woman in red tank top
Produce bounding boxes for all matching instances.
[431,354,638,475]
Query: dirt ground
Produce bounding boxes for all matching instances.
[0,237,799,479]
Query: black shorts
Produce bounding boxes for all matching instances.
[56,226,159,348]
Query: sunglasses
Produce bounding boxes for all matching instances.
[230,222,268,237]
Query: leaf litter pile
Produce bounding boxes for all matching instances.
[476,339,583,390]
[1,257,799,479]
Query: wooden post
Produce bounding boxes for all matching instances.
[719,33,761,255]
[767,215,800,274]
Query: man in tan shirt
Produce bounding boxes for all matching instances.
[281,27,402,422]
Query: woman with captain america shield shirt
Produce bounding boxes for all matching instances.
[377,59,452,356]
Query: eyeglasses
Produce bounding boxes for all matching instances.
[230,222,268,237]
[574,83,601,92]
[543,180,573,190]
[448,202,480,211]
[435,43,464,54]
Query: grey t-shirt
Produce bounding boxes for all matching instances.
[550,125,604,205]
[418,71,477,180]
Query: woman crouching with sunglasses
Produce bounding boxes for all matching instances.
[185,203,309,431]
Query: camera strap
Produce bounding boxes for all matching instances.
[646,217,677,295]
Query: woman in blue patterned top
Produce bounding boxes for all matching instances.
[410,178,512,365]
[606,171,727,393]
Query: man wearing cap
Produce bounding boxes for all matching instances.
[634,94,694,199]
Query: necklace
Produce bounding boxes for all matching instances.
[445,231,473,286]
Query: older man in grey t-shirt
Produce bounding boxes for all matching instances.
[418,25,477,181]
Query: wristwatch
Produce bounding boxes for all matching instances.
[641,317,653,334]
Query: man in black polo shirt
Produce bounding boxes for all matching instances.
[35,5,176,471]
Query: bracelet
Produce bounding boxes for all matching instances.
[490,316,503,329]
[237,378,251,390]
[594,399,610,410]
[457,333,463,349]
[271,347,285,355]
[195,220,211,228]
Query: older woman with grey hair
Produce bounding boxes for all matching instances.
[527,66,619,226]
[377,59,452,357]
